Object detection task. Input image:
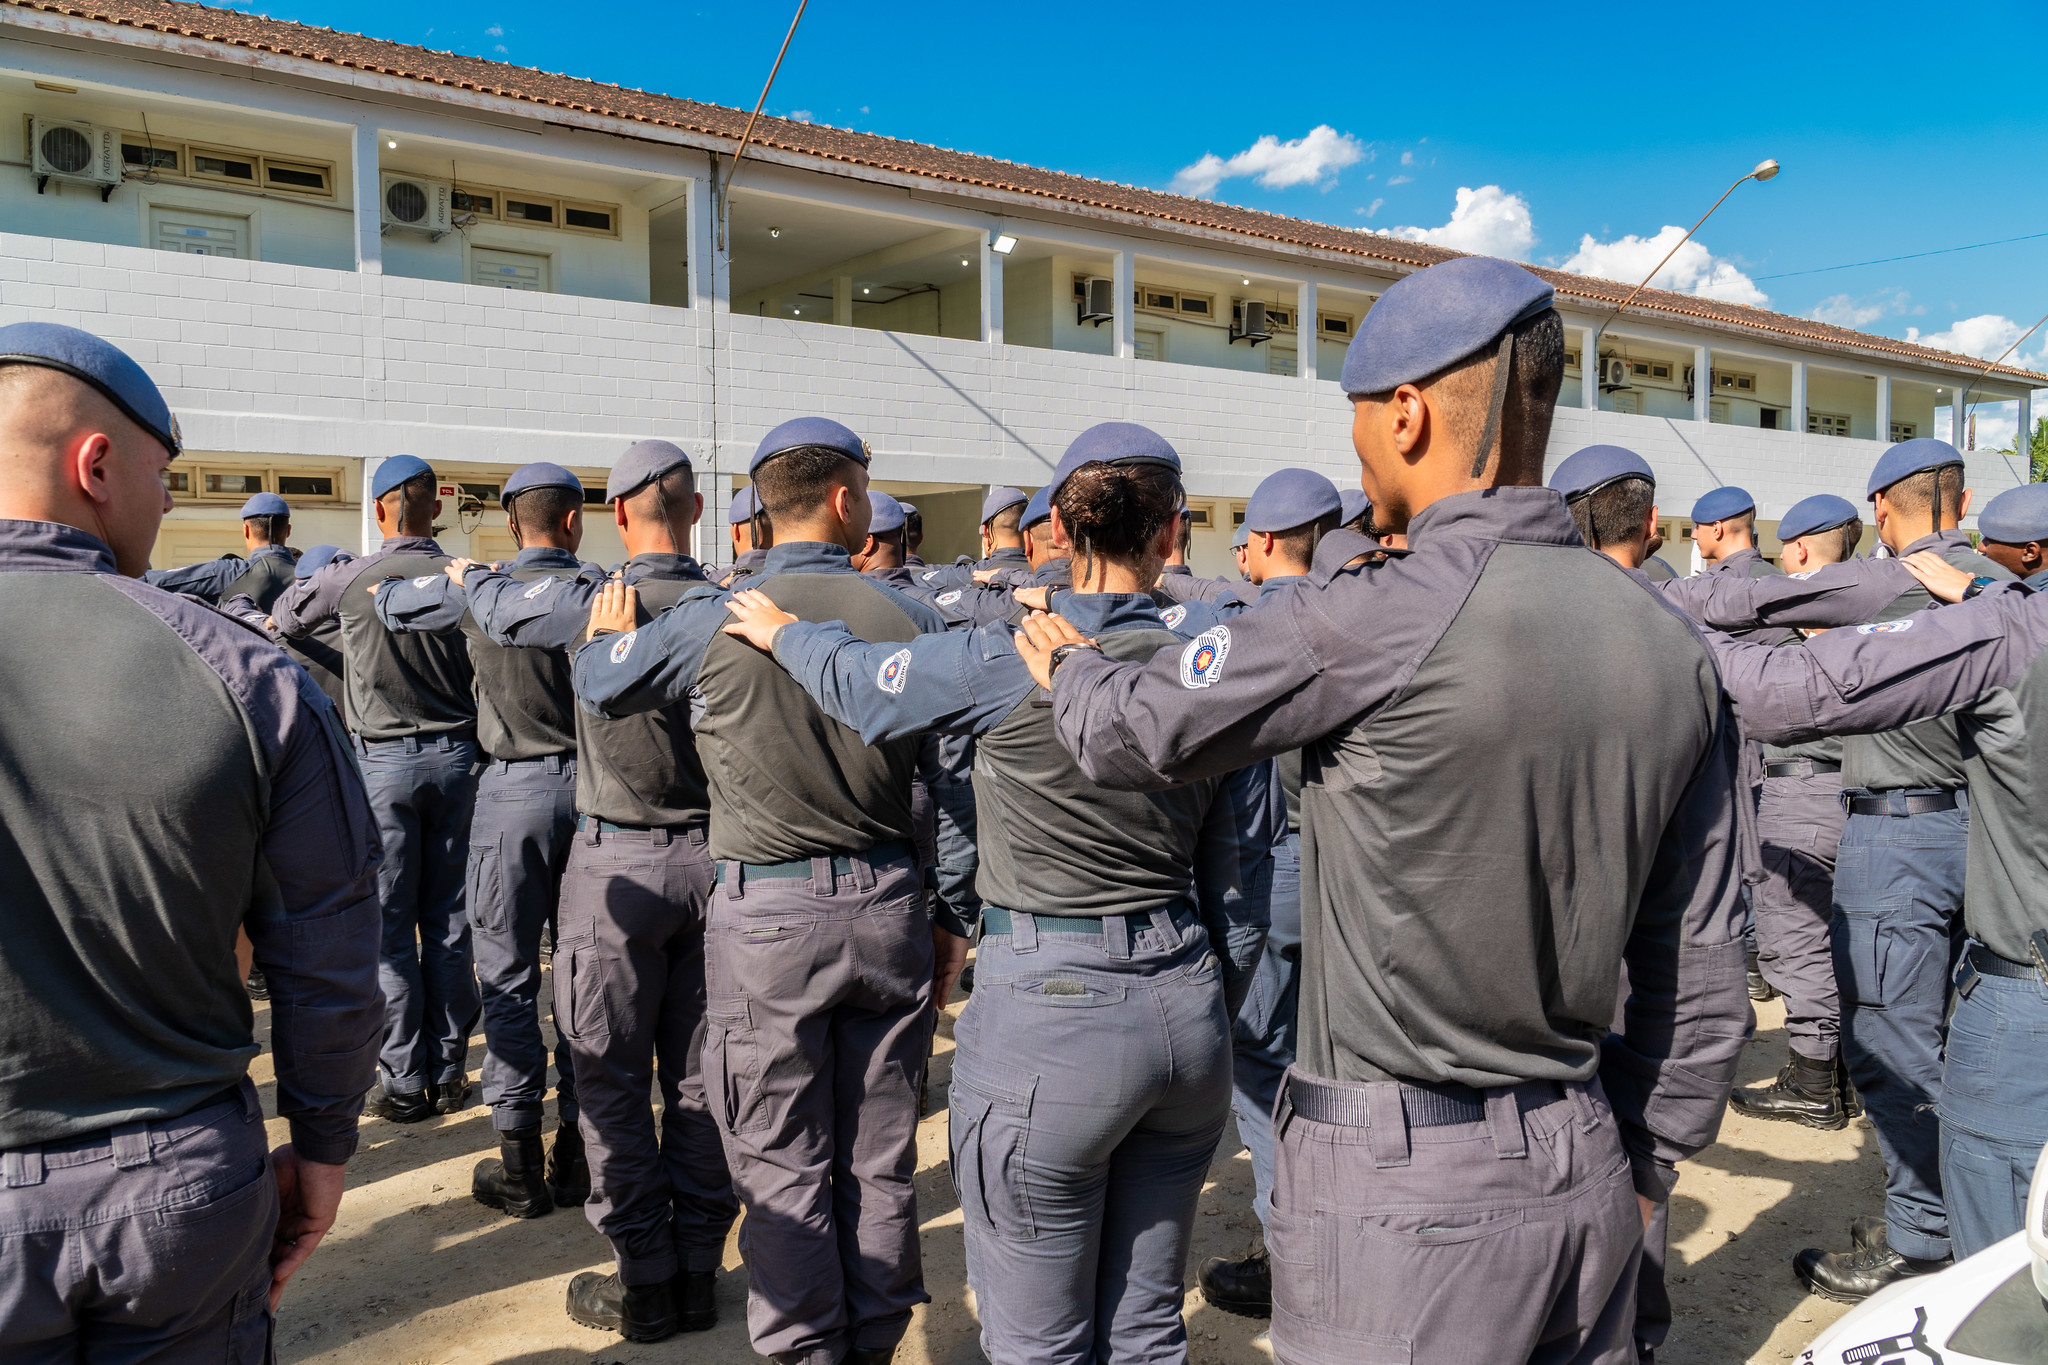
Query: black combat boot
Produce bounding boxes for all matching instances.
[245,965,270,1000]
[674,1269,717,1332]
[364,1082,434,1124]
[844,1347,895,1365]
[432,1077,472,1115]
[565,1271,679,1342]
[473,1127,553,1219]
[1197,1229,1272,1317]
[1838,1055,1864,1118]
[1746,951,1778,1002]
[1794,1232,1950,1303]
[1729,1051,1844,1129]
[1850,1214,1887,1251]
[547,1121,591,1207]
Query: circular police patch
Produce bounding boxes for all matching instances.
[1179,626,1231,689]
[413,575,437,588]
[878,648,912,694]
[1161,604,1188,630]
[523,577,554,599]
[936,589,963,606]
[1857,619,1914,635]
[609,631,637,664]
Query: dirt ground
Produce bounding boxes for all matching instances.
[251,983,1884,1365]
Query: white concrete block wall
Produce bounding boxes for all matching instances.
[1,232,2023,565]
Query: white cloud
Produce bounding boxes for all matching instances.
[1169,125,1366,198]
[1399,150,1414,166]
[1360,197,1384,218]
[484,23,502,35]
[1557,225,1767,306]
[789,109,813,123]
[1386,174,1412,186]
[1386,185,1535,260]
[1809,288,1914,329]
[492,44,507,53]
[1905,314,2045,365]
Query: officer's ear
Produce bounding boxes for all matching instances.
[1957,487,1974,522]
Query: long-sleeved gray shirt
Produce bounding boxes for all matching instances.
[0,520,383,1161]
[144,543,297,609]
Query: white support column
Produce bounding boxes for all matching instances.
[1953,390,1968,446]
[833,275,854,328]
[351,121,382,275]
[1298,281,1317,383]
[1790,362,1807,436]
[2020,391,2035,468]
[686,172,727,313]
[1113,249,1134,361]
[1581,327,1598,409]
[360,456,385,554]
[981,243,1003,346]
[1875,375,1892,444]
[1694,345,1711,422]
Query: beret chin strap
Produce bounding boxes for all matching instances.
[1470,329,1516,481]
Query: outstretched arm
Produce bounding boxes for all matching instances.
[1656,557,1916,632]
[373,570,468,633]
[569,578,734,718]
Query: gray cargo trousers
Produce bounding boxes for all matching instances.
[704,842,933,1365]
[1268,1069,1641,1365]
[0,1080,276,1363]
[1753,770,1846,1062]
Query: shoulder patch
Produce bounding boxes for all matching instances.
[936,589,963,606]
[1856,619,1914,635]
[1179,626,1231,689]
[1161,604,1187,629]
[609,630,637,664]
[878,647,912,694]
[412,575,438,588]
[921,570,943,583]
[523,577,555,599]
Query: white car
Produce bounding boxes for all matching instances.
[1800,1141,2048,1364]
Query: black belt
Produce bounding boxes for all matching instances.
[715,839,912,884]
[1765,760,1841,778]
[1966,942,2041,982]
[1285,1073,1566,1129]
[979,905,1196,938]
[1848,790,1960,816]
[576,815,706,837]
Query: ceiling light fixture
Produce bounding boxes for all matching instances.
[961,258,971,267]
[387,139,397,149]
[992,234,1017,255]
[862,287,871,295]
[769,226,781,238]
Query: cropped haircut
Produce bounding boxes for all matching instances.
[509,485,582,542]
[904,508,922,542]
[1054,462,1184,581]
[1568,475,1656,551]
[868,525,906,551]
[1881,466,1964,522]
[752,447,861,524]
[1798,519,1863,566]
[243,512,289,545]
[1269,511,1342,570]
[380,471,438,533]
[987,504,1023,535]
[623,465,696,526]
[1405,309,1566,484]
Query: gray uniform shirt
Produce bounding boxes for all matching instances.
[0,521,383,1160]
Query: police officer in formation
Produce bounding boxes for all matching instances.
[719,484,767,587]
[914,484,1029,592]
[374,462,599,1217]
[274,454,483,1122]
[0,322,382,1360]
[1974,481,2048,587]
[143,488,300,606]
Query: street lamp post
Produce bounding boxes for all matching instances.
[1592,159,1780,357]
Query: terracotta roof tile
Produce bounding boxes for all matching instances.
[9,0,2045,385]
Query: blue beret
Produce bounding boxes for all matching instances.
[1340,258,1555,397]
[867,491,906,534]
[1775,494,1860,544]
[1245,468,1342,533]
[1044,422,1181,507]
[899,501,919,517]
[239,492,290,519]
[295,544,351,580]
[750,416,869,475]
[1976,484,2048,544]
[1020,485,1053,530]
[1550,445,1655,502]
[982,486,1028,523]
[0,321,181,457]
[1690,485,1756,524]
[1338,488,1372,526]
[499,461,582,508]
[1232,522,1251,548]
[1866,438,1964,501]
[372,454,434,500]
[605,440,692,502]
[729,486,758,522]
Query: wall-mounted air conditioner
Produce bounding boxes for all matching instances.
[1599,357,1630,391]
[31,118,120,199]
[380,173,453,239]
[1231,300,1271,346]
[1078,276,1114,326]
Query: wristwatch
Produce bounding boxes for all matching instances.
[1046,642,1098,679]
[1961,576,1998,601]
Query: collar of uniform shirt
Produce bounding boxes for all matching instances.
[378,534,443,554]
[1703,544,1763,575]
[251,543,294,561]
[1051,590,1166,636]
[510,545,585,571]
[0,518,119,573]
[1399,485,1581,548]
[763,540,856,575]
[1256,573,1309,602]
[623,551,703,580]
[1901,527,1975,559]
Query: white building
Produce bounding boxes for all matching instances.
[3,0,2042,574]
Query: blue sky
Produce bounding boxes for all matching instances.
[231,0,2048,387]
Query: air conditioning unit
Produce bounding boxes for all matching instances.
[30,118,120,199]
[1599,357,1630,391]
[1231,299,1271,346]
[380,173,453,239]
[1077,276,1114,326]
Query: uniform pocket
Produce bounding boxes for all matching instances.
[1834,900,1924,1008]
[949,1061,1037,1240]
[1009,977,1127,1008]
[1270,1310,1411,1365]
[558,943,609,1044]
[705,994,769,1136]
[466,835,506,936]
